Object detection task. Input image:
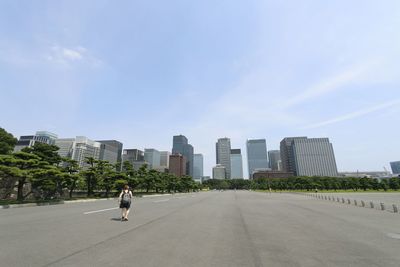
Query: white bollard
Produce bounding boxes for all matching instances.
[393,204,398,213]
[380,203,385,211]
[361,200,365,207]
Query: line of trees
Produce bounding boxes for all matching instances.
[0,128,199,201]
[203,176,400,191]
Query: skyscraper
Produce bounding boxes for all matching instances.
[230,149,243,179]
[169,154,186,177]
[193,154,204,180]
[216,138,231,179]
[246,139,268,179]
[55,136,101,169]
[97,140,123,165]
[122,149,146,170]
[280,137,307,174]
[268,150,281,171]
[281,137,338,177]
[160,151,171,168]
[172,135,194,177]
[14,131,58,152]
[144,148,161,169]
[390,161,400,175]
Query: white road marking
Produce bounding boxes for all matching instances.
[153,199,170,203]
[83,207,119,215]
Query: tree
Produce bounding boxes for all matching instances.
[22,143,62,165]
[96,160,116,198]
[388,178,399,191]
[0,128,17,154]
[0,158,23,199]
[121,161,139,189]
[31,166,66,200]
[61,158,81,199]
[12,152,43,200]
[165,173,179,193]
[137,164,149,192]
[143,169,158,193]
[81,157,98,197]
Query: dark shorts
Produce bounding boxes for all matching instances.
[120,201,131,209]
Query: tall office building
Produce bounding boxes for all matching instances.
[144,149,161,169]
[97,140,123,165]
[55,136,101,169]
[246,139,268,179]
[169,154,186,177]
[216,138,231,179]
[230,149,243,179]
[14,131,58,152]
[390,161,400,175]
[212,164,226,180]
[280,137,307,174]
[172,135,194,177]
[160,151,171,168]
[268,150,281,171]
[193,154,204,180]
[281,137,338,177]
[122,149,146,170]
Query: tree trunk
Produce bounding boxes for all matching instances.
[17,178,25,201]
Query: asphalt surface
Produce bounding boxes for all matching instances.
[1,191,399,267]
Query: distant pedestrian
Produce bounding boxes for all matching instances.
[119,185,133,221]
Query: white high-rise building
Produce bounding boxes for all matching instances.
[230,149,243,179]
[160,151,171,168]
[55,136,101,168]
[14,131,58,152]
[144,148,161,169]
[216,138,231,179]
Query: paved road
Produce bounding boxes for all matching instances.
[1,191,399,267]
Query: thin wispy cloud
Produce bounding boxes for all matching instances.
[303,99,400,129]
[46,45,103,67]
[281,61,378,109]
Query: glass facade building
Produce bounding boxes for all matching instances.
[268,150,281,171]
[281,137,338,177]
[230,149,243,179]
[390,161,400,175]
[193,154,204,180]
[246,139,268,179]
[172,135,194,177]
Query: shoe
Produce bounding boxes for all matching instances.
[121,217,124,221]
[124,218,128,221]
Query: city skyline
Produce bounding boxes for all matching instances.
[1,1,399,178]
[10,128,398,179]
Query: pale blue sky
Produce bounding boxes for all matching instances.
[1,1,399,177]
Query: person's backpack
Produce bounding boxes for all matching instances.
[121,191,131,204]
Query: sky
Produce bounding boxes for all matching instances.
[1,0,400,178]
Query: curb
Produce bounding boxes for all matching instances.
[0,201,65,209]
[0,198,119,209]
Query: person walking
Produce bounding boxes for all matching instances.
[119,185,133,221]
